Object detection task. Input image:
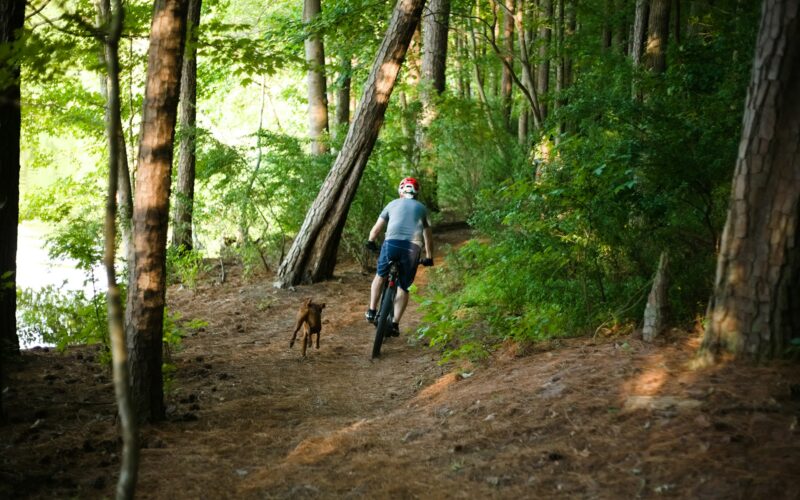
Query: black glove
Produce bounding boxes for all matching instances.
[420,257,434,267]
[365,240,379,253]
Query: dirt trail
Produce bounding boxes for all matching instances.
[2,228,799,499]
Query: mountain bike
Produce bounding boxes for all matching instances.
[371,258,400,359]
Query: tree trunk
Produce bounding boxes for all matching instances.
[0,0,25,359]
[127,0,189,423]
[97,0,135,267]
[304,0,329,155]
[98,1,140,496]
[702,0,800,360]
[645,0,670,74]
[0,0,25,422]
[416,0,449,210]
[631,0,649,66]
[537,0,553,120]
[172,0,202,251]
[602,0,613,49]
[515,0,543,129]
[455,32,469,98]
[421,0,449,96]
[642,251,669,342]
[275,0,426,288]
[501,0,515,129]
[333,51,351,140]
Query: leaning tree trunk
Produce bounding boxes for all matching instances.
[304,0,329,156]
[127,0,189,423]
[98,0,140,497]
[702,0,800,360]
[172,0,202,251]
[0,0,25,422]
[275,0,426,288]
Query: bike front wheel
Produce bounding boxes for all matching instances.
[372,285,396,359]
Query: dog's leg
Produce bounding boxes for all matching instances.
[290,316,304,348]
[301,325,309,357]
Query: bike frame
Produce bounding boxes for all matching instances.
[372,260,400,358]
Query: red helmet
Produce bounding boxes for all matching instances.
[398,177,420,198]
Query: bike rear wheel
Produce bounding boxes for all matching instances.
[372,285,396,358]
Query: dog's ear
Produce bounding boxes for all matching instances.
[303,297,312,306]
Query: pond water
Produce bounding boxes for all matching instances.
[16,222,106,348]
[16,222,104,292]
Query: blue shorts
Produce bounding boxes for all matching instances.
[376,240,421,292]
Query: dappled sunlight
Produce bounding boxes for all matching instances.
[285,419,368,465]
[412,371,461,403]
[623,354,668,396]
[375,61,401,103]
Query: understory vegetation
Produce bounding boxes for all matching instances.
[14,0,759,362]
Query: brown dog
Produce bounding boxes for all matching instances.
[290,298,325,357]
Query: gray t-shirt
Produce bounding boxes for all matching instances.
[380,198,430,246]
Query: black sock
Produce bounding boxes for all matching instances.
[392,322,399,329]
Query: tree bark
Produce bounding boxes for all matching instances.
[127,0,189,423]
[304,0,329,155]
[275,0,426,288]
[421,0,449,97]
[537,0,553,120]
[631,0,649,67]
[0,0,25,422]
[491,0,543,129]
[0,0,25,358]
[642,251,669,342]
[645,0,670,74]
[415,0,449,210]
[703,0,800,360]
[97,0,135,267]
[501,0,514,129]
[172,0,201,251]
[514,0,543,128]
[333,51,351,140]
[602,0,613,49]
[98,1,140,496]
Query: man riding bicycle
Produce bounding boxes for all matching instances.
[365,177,434,336]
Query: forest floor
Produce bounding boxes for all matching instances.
[2,227,800,499]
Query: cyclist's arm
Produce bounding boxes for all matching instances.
[368,217,387,242]
[422,226,433,259]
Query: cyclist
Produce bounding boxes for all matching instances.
[365,177,434,336]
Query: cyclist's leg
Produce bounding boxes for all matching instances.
[368,242,392,319]
[369,274,385,310]
[391,240,421,327]
[393,287,410,323]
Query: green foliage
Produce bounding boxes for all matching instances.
[17,285,108,355]
[21,172,105,275]
[167,246,209,289]
[192,128,331,273]
[419,0,760,360]
[163,309,208,391]
[426,96,527,215]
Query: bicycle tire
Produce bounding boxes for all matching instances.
[372,285,396,358]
